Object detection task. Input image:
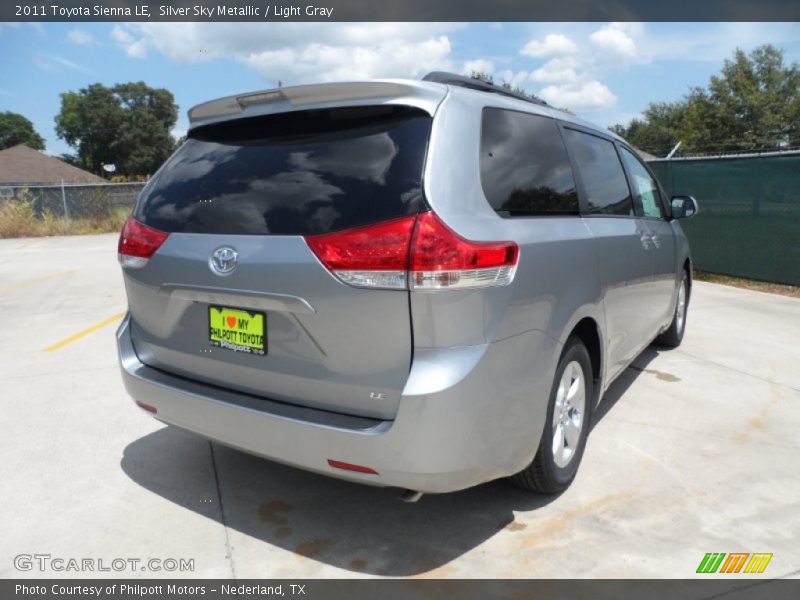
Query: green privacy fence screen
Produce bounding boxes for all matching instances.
[648,151,800,286]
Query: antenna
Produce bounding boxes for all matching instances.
[422,71,548,107]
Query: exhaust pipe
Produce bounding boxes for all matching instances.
[398,489,424,503]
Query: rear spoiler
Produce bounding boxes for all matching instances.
[188,80,447,130]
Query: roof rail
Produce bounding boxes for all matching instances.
[422,71,548,107]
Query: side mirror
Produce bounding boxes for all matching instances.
[671,195,699,219]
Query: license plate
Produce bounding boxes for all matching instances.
[209,306,266,355]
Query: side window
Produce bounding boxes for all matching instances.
[480,108,578,216]
[619,146,665,218]
[563,129,634,216]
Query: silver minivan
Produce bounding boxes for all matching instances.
[117,72,697,496]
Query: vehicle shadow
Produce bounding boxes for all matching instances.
[592,345,662,430]
[120,347,660,576]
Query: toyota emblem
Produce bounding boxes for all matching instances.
[210,246,239,275]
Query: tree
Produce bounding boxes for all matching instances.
[58,153,82,167]
[55,82,178,176]
[609,102,686,157]
[611,45,800,156]
[56,84,123,174]
[0,112,45,150]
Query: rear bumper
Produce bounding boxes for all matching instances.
[117,314,556,493]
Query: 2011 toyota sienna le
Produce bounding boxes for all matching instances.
[116,72,698,497]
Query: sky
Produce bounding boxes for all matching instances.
[1,21,798,158]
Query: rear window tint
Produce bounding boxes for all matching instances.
[479,108,578,216]
[563,129,634,216]
[134,106,431,235]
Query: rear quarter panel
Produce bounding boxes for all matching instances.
[419,91,605,351]
[408,91,605,465]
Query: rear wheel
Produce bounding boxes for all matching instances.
[511,336,593,494]
[655,271,689,348]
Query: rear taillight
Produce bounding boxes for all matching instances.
[118,216,169,269]
[409,212,518,290]
[304,215,416,289]
[305,212,518,290]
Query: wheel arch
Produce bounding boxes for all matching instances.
[565,315,603,410]
[683,256,693,296]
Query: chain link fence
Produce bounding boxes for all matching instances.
[649,151,800,286]
[0,182,146,220]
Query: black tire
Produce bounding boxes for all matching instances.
[511,336,593,494]
[655,271,689,348]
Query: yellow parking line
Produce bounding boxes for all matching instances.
[43,311,126,352]
[0,270,75,293]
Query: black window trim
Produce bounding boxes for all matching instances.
[615,141,670,221]
[479,106,581,219]
[558,122,637,220]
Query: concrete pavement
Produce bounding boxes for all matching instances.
[1,233,798,579]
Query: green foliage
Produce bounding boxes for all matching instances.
[80,188,113,221]
[0,112,46,150]
[609,102,686,156]
[58,153,82,167]
[55,81,178,176]
[0,191,130,238]
[0,190,38,238]
[611,45,800,156]
[109,174,150,183]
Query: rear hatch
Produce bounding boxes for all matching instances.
[121,105,432,420]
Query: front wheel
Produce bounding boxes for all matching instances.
[510,336,593,494]
[655,271,689,348]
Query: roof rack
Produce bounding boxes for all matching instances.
[422,71,548,107]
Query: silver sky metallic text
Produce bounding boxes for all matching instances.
[158,5,334,18]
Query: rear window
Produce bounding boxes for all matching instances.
[134,105,431,235]
[479,108,578,216]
